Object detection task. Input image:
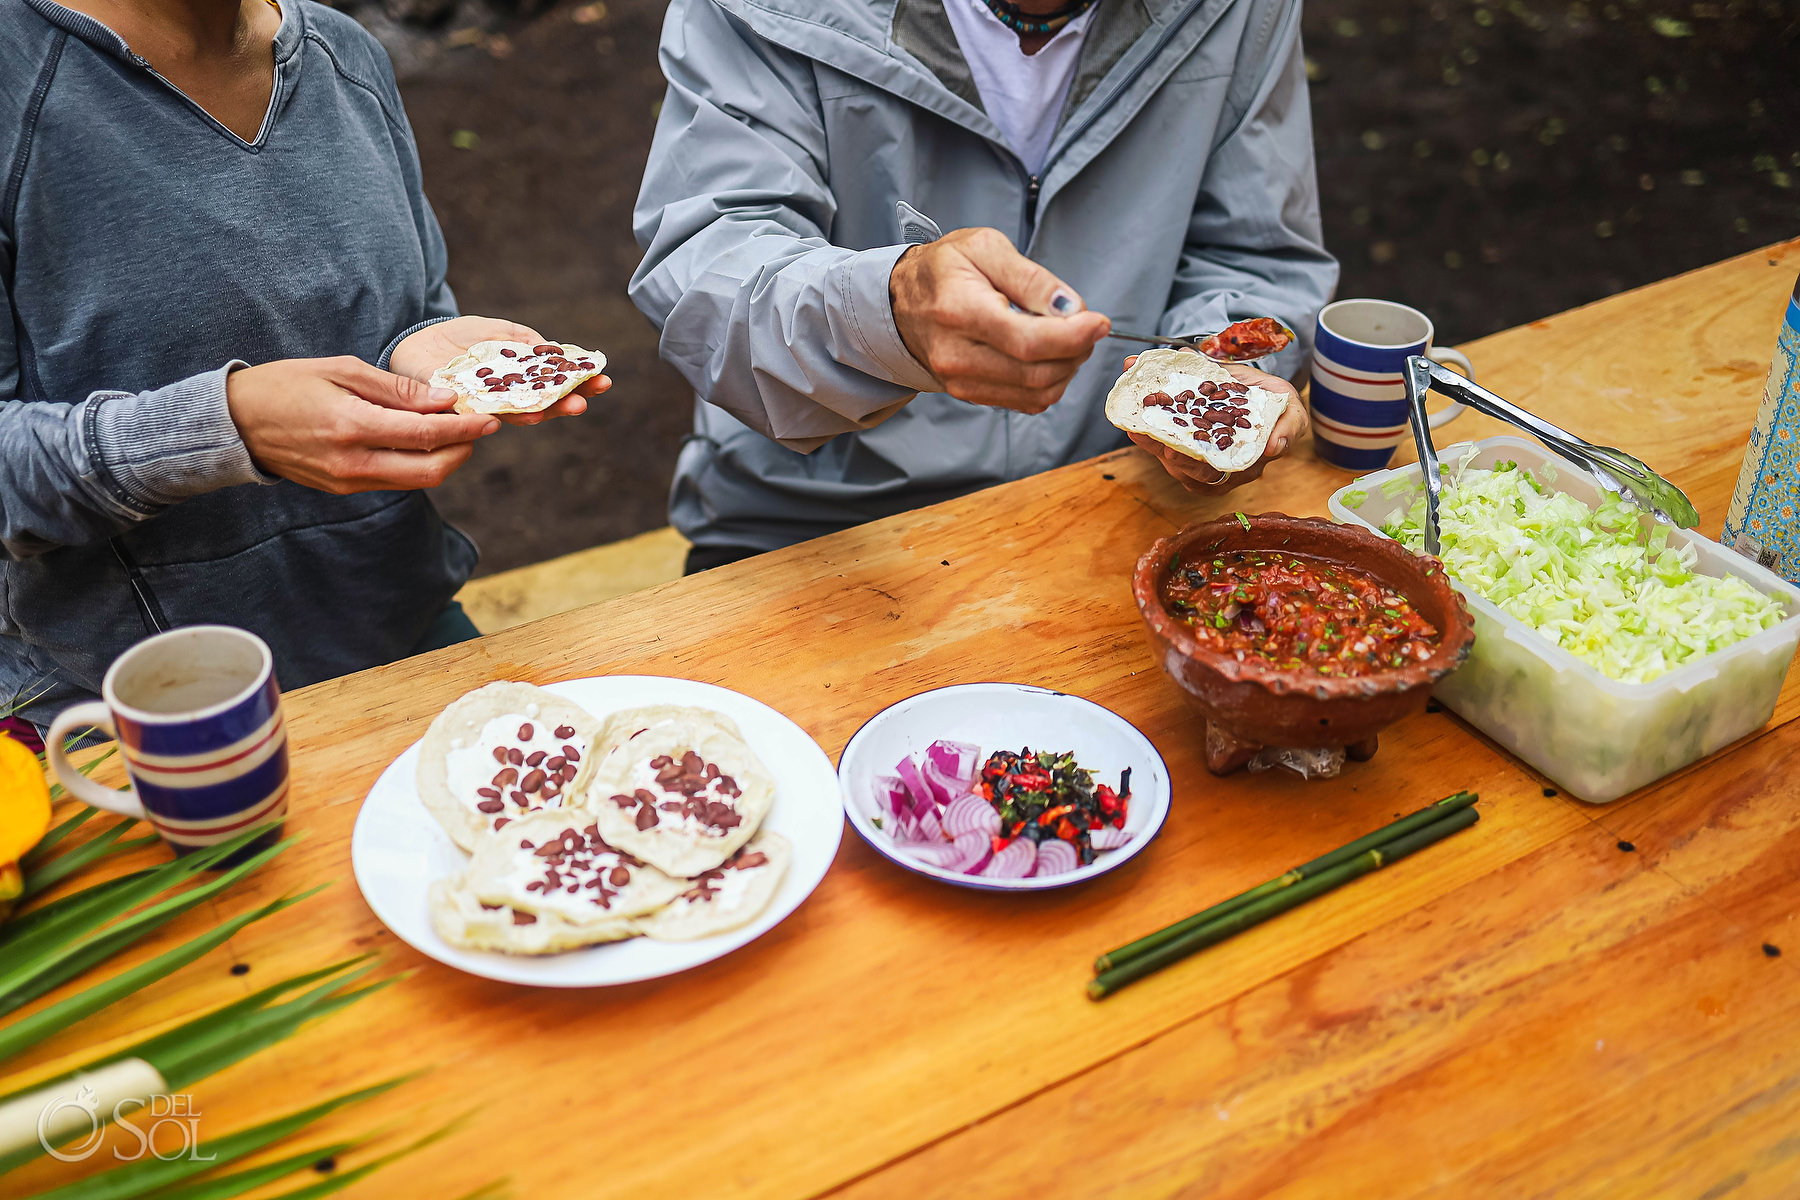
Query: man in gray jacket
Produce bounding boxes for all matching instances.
[632,0,1337,569]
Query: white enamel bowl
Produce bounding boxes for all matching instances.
[838,683,1171,892]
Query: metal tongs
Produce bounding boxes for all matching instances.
[1403,355,1700,555]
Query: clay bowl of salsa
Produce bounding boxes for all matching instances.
[1131,513,1475,774]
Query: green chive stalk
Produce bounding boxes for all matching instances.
[1088,805,1480,1000]
[1094,790,1477,973]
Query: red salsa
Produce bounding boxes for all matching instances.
[1198,317,1294,361]
[1162,550,1439,675]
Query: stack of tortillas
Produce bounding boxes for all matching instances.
[420,684,789,955]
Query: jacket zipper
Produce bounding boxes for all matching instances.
[1022,172,1041,247]
[1018,0,1213,247]
[1033,0,1214,205]
[109,538,169,636]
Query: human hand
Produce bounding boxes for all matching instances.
[388,315,611,426]
[889,227,1111,413]
[226,356,500,494]
[1121,351,1307,494]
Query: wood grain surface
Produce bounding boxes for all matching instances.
[7,241,1797,1199]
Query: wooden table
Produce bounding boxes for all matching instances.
[11,242,1800,1199]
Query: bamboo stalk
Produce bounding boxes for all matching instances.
[1088,806,1480,1000]
[1094,791,1477,973]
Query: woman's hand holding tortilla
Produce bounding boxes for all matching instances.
[226,357,500,494]
[890,227,1111,413]
[1121,350,1309,494]
[388,315,611,426]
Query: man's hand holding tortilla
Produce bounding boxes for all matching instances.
[890,227,1111,414]
[1119,351,1310,495]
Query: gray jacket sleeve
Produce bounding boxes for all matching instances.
[0,226,270,561]
[1160,0,1339,383]
[630,0,939,452]
[372,49,459,369]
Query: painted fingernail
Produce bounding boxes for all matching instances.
[1050,292,1076,315]
[428,387,456,403]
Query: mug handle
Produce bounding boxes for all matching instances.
[1424,346,1475,429]
[46,703,147,820]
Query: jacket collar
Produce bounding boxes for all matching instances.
[711,0,1234,204]
[891,0,1154,149]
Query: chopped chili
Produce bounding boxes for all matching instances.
[1161,550,1439,676]
[979,749,1129,866]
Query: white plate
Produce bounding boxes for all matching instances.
[839,683,1171,892]
[351,676,843,986]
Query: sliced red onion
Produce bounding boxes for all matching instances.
[979,837,1037,878]
[946,828,992,873]
[942,792,1001,838]
[874,774,909,819]
[893,755,937,817]
[1090,826,1133,851]
[899,841,966,868]
[926,739,981,786]
[1034,839,1079,876]
[892,809,924,843]
[917,808,945,843]
[919,760,963,807]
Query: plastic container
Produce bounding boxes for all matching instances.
[1327,435,1800,802]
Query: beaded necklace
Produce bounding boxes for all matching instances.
[976,0,1100,36]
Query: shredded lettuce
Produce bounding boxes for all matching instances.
[1339,489,1368,511]
[1382,463,1787,683]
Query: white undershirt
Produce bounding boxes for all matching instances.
[940,0,1095,177]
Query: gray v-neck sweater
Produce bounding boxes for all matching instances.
[0,0,474,726]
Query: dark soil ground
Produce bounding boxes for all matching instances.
[353,0,1800,574]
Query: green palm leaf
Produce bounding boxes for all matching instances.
[0,833,296,1016]
[136,1141,362,1200]
[22,822,160,902]
[0,888,323,1063]
[0,962,393,1175]
[21,807,103,871]
[1,831,266,970]
[21,1078,407,1199]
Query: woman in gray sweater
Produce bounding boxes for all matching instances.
[0,0,603,730]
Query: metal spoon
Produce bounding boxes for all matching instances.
[1403,355,1699,556]
[1109,317,1296,364]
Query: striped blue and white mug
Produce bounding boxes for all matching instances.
[1309,299,1473,470]
[46,626,288,855]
